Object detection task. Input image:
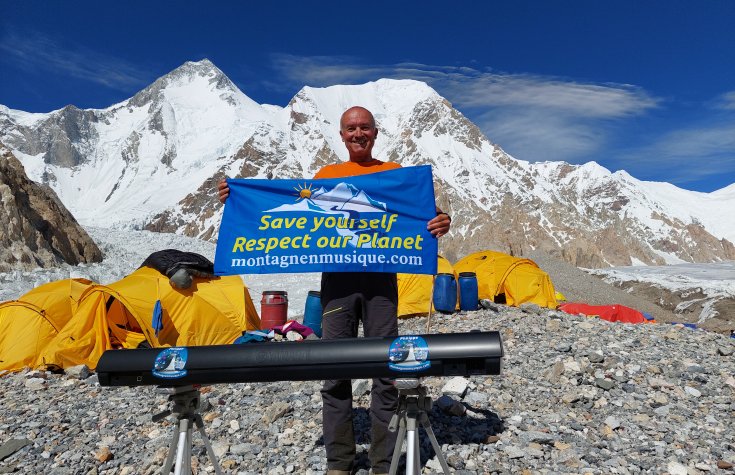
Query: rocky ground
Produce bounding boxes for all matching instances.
[1,305,734,475]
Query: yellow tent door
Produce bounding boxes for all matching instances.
[37,286,159,370]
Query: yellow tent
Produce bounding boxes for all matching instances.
[454,250,557,309]
[397,256,456,317]
[38,267,260,370]
[0,278,94,372]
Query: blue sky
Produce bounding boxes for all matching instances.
[1,1,733,192]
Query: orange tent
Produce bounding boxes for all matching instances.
[559,303,654,324]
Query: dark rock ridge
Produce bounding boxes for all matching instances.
[0,143,102,271]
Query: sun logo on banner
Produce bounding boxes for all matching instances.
[294,183,314,201]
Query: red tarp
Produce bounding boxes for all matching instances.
[559,303,654,324]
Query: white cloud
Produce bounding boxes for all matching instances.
[269,54,659,162]
[616,121,735,185]
[475,110,606,162]
[0,30,150,91]
[716,91,735,110]
[270,54,658,116]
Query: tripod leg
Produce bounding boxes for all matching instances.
[420,415,451,475]
[413,428,421,474]
[406,415,418,475]
[194,414,224,475]
[173,418,191,475]
[161,419,181,474]
[388,418,407,475]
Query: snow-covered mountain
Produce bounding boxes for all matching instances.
[1,59,733,268]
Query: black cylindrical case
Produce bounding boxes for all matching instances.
[97,331,503,387]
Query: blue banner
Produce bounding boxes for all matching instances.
[214,165,438,275]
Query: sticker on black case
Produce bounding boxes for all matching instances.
[152,347,188,379]
[388,336,430,372]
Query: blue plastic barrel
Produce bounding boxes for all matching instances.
[303,290,323,337]
[458,272,479,311]
[433,273,457,314]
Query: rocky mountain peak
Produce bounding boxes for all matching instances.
[127,58,243,109]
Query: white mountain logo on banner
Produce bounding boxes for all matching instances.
[266,182,387,214]
[265,182,388,248]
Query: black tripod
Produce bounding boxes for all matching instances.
[152,385,223,475]
[388,378,451,475]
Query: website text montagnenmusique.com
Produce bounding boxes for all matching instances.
[230,252,423,269]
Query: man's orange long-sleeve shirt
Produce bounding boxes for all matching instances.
[313,159,400,179]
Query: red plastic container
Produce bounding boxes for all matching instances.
[260,291,288,330]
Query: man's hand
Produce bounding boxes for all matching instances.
[218,178,230,204]
[428,212,451,237]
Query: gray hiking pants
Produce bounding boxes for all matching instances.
[320,272,399,473]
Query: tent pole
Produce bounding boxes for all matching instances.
[425,275,436,333]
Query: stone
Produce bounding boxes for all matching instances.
[64,365,91,380]
[94,447,113,462]
[442,376,469,397]
[520,431,556,445]
[262,402,291,424]
[479,299,500,312]
[667,461,688,475]
[464,391,489,406]
[436,395,466,416]
[212,441,229,458]
[685,386,702,398]
[0,439,30,462]
[595,378,614,390]
[563,359,582,374]
[554,343,572,352]
[352,379,371,397]
[502,445,525,459]
[285,331,303,341]
[561,392,580,404]
[547,360,565,382]
[24,378,47,390]
[604,416,621,430]
[520,303,542,314]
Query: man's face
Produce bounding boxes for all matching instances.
[339,107,378,162]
